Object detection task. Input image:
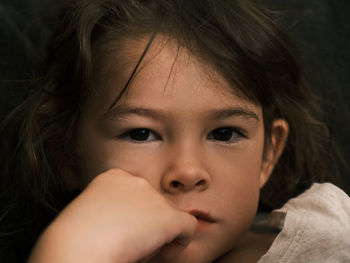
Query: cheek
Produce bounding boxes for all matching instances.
[212,155,262,215]
[75,120,122,186]
[75,139,108,186]
[103,143,161,181]
[213,165,261,246]
[77,137,160,186]
[209,140,265,192]
[208,141,264,224]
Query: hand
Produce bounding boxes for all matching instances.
[28,169,197,263]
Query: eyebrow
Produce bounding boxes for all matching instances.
[103,105,260,121]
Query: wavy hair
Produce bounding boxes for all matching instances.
[0,0,341,261]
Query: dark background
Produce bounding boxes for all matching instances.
[0,0,349,192]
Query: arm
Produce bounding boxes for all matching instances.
[28,169,197,263]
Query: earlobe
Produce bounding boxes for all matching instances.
[260,119,289,188]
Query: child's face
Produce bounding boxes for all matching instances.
[75,38,277,262]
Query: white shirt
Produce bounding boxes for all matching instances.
[258,183,350,262]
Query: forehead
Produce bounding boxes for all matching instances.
[89,35,262,118]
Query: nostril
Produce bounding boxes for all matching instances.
[195,179,206,187]
[170,181,181,188]
[167,179,208,191]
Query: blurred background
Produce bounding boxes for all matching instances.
[0,0,349,192]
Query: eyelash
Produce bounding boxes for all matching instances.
[118,128,160,143]
[208,127,246,143]
[118,127,247,144]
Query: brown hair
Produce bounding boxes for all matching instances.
[0,0,340,261]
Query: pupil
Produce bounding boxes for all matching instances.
[213,128,232,141]
[130,129,149,141]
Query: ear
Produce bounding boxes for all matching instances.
[260,119,289,188]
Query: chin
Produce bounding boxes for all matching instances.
[150,240,223,263]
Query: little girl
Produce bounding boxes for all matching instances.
[1,0,349,262]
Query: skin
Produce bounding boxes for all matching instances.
[29,37,288,263]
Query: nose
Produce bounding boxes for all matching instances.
[161,153,210,193]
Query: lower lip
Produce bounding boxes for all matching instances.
[196,219,214,232]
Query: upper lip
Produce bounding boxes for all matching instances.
[188,209,217,223]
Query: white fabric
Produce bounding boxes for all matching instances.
[258,183,350,262]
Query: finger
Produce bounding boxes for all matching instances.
[161,213,198,259]
[138,249,160,263]
[160,239,188,259]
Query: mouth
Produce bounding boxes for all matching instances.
[188,210,217,232]
[189,210,216,222]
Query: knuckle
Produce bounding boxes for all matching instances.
[90,168,124,186]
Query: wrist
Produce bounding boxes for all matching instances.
[28,222,130,263]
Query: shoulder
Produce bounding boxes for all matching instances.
[216,183,350,263]
[259,183,350,262]
[214,231,277,263]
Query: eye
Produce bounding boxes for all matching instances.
[207,127,245,143]
[119,129,159,142]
